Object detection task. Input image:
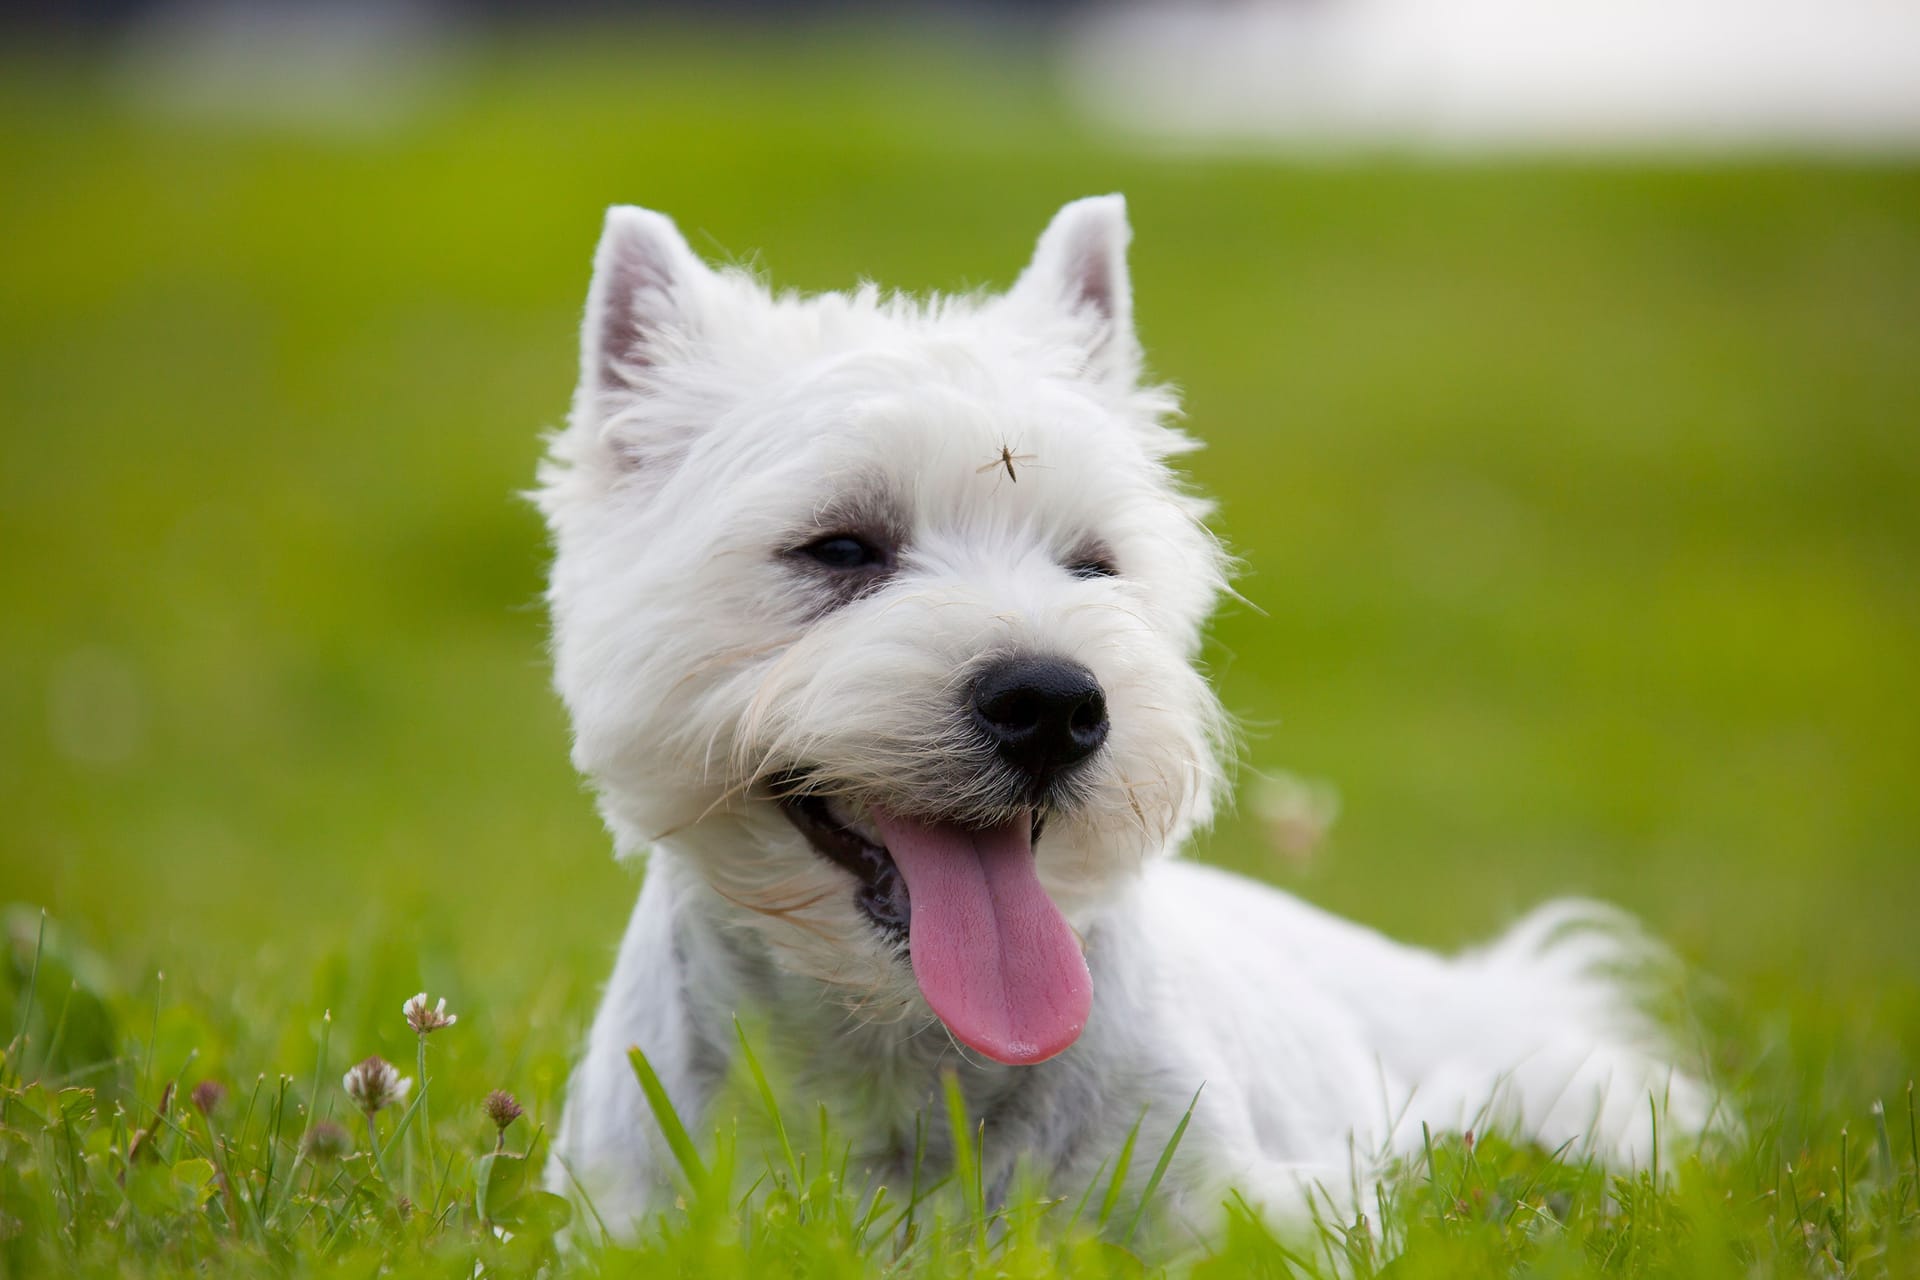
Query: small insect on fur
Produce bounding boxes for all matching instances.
[978,443,1039,483]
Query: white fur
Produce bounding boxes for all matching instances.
[537,197,1713,1238]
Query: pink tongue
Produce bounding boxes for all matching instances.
[870,806,1092,1066]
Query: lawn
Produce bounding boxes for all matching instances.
[1,25,1917,1278]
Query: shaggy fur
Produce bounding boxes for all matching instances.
[537,196,1711,1236]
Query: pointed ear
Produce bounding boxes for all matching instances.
[579,205,710,407]
[1008,194,1139,385]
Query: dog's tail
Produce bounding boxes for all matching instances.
[1384,898,1723,1171]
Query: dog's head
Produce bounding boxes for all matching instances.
[538,197,1228,1064]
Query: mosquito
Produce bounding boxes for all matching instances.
[978,443,1039,483]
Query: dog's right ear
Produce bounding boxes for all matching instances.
[578,205,711,413]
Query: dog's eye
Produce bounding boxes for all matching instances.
[797,534,887,571]
[1067,557,1118,581]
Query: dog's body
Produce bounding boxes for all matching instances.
[537,197,1709,1236]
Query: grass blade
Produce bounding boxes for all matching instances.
[8,910,47,1079]
[1064,1155,1111,1233]
[627,1044,707,1186]
[941,1070,984,1223]
[733,1019,799,1184]
[1122,1084,1202,1247]
[1097,1107,1146,1232]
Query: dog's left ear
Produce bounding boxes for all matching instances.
[1008,194,1139,387]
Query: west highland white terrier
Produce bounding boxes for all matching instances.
[536,196,1711,1236]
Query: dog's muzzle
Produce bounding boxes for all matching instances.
[768,773,1090,1066]
[760,652,1110,1065]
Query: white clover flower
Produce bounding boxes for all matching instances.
[402,992,458,1035]
[343,1055,412,1114]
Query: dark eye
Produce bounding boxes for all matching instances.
[797,534,887,570]
[1068,557,1118,580]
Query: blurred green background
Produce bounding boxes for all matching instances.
[2,27,1915,1116]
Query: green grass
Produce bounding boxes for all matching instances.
[2,24,1918,1277]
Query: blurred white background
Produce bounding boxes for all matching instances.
[1068,0,1920,151]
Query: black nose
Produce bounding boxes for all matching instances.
[971,656,1109,782]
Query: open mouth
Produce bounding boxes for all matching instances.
[772,776,1090,1066]
[774,789,913,939]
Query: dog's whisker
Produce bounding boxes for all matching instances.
[668,636,794,694]
[686,775,759,827]
[1063,599,1156,630]
[705,880,839,943]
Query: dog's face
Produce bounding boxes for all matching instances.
[539,198,1227,1064]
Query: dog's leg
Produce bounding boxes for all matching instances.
[546,852,729,1235]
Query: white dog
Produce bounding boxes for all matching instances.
[537,196,1710,1237]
